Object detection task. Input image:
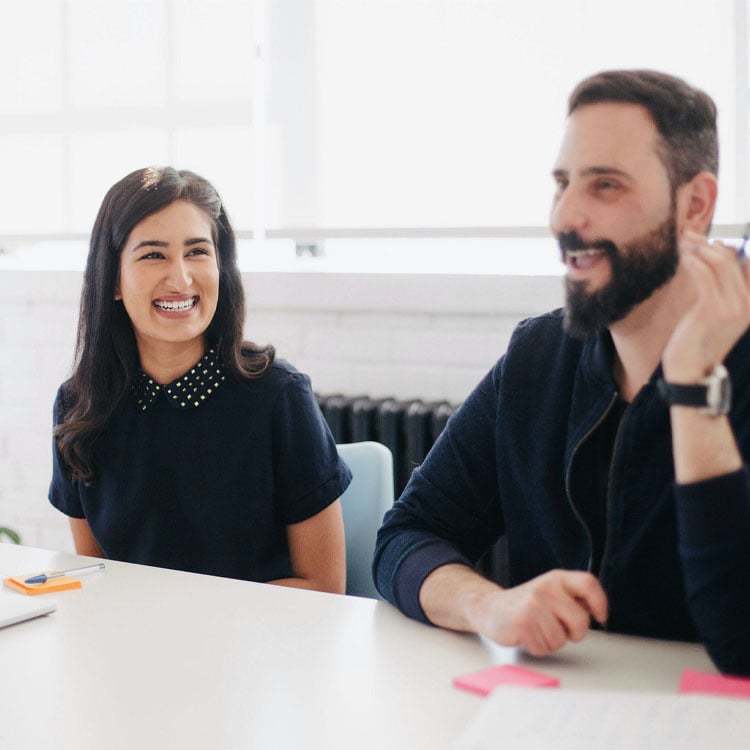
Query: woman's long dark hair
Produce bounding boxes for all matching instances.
[56,166,275,483]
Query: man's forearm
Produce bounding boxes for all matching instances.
[418,562,503,634]
[418,563,609,657]
[669,409,742,483]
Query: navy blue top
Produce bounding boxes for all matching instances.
[49,353,351,583]
[374,310,750,676]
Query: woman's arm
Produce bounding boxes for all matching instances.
[69,517,106,558]
[271,500,346,594]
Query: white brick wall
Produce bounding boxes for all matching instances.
[0,268,563,552]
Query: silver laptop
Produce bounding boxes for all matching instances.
[0,592,55,629]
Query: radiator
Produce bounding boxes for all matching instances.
[317,392,510,586]
[315,394,458,496]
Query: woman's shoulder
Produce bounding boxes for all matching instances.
[267,357,303,378]
[233,357,311,394]
[53,379,76,417]
[224,358,319,425]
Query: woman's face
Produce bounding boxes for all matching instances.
[116,199,220,367]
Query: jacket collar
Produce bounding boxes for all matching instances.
[580,329,617,390]
[132,349,227,412]
[584,328,672,391]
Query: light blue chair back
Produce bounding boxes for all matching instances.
[337,441,395,599]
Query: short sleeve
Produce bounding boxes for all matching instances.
[271,372,352,524]
[48,387,85,518]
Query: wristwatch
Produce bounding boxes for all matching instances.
[657,364,732,416]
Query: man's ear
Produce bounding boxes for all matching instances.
[678,171,718,234]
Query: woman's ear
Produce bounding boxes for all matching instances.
[678,171,718,234]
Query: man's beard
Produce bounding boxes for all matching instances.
[560,212,679,339]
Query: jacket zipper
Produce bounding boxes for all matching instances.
[597,400,632,591]
[564,392,619,578]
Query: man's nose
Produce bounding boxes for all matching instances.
[550,186,589,237]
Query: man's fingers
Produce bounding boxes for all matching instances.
[519,572,607,654]
[481,570,609,656]
[527,613,568,656]
[560,571,608,625]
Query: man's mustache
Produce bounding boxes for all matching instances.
[558,231,618,261]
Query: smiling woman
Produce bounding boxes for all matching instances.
[49,167,351,594]
[115,200,221,382]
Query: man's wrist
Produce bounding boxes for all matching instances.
[459,574,505,632]
[658,364,731,416]
[420,563,502,633]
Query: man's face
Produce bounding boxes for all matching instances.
[549,102,679,338]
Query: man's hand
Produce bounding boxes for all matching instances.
[661,230,750,483]
[419,565,608,657]
[469,569,608,656]
[662,229,750,383]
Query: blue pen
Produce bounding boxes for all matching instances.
[24,562,105,584]
[739,222,749,259]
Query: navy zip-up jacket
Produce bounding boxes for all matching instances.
[374,309,750,676]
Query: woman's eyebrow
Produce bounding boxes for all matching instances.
[131,240,168,252]
[130,237,214,252]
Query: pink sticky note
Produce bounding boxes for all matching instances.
[679,669,750,700]
[453,664,560,696]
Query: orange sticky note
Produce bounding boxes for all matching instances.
[453,664,560,696]
[3,575,81,595]
[679,669,750,700]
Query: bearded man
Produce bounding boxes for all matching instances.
[373,69,750,676]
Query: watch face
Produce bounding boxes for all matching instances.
[706,365,731,416]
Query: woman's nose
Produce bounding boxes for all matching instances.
[165,257,192,290]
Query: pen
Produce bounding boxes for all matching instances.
[24,562,105,585]
[739,222,749,259]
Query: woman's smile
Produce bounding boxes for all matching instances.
[153,295,200,314]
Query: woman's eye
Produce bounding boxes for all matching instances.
[139,251,163,260]
[188,247,209,256]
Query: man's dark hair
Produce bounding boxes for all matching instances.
[568,69,718,188]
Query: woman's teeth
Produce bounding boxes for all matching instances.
[154,297,197,312]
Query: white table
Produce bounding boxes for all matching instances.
[0,544,717,749]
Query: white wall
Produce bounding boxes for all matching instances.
[0,268,563,551]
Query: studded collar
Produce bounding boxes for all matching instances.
[132,349,227,412]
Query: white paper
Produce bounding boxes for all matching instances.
[455,686,750,749]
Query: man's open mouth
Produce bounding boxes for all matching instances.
[566,249,606,270]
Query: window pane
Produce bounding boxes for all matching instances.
[173,0,254,103]
[269,0,739,229]
[0,2,63,113]
[313,0,578,229]
[579,0,737,225]
[173,127,255,229]
[0,0,745,248]
[0,136,65,233]
[69,131,170,233]
[69,0,167,108]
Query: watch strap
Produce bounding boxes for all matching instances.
[657,364,731,416]
[656,380,711,407]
